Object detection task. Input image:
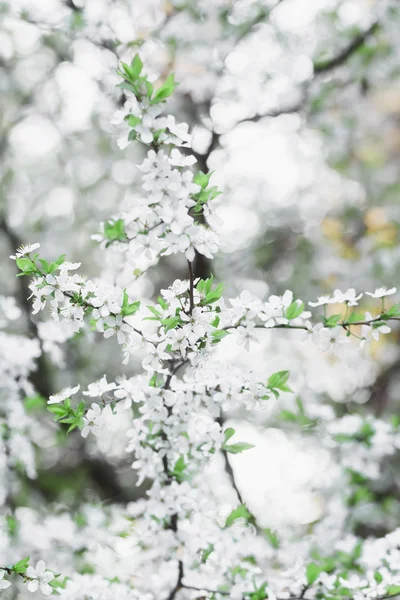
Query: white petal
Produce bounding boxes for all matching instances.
[81,426,91,438]
[35,561,46,575]
[40,582,53,596]
[27,579,39,592]
[26,567,37,578]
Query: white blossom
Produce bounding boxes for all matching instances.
[26,561,54,595]
[48,384,80,405]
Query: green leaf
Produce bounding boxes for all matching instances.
[385,303,400,318]
[6,514,18,536]
[25,394,46,413]
[203,283,223,305]
[194,171,214,190]
[225,504,251,527]
[38,258,50,274]
[117,82,137,94]
[200,543,214,563]
[211,315,220,328]
[306,562,322,585]
[130,54,143,78]
[264,528,280,549]
[223,428,235,443]
[267,370,293,394]
[223,442,255,454]
[128,115,141,128]
[11,556,30,575]
[15,257,36,275]
[152,73,176,103]
[280,409,298,422]
[285,301,305,320]
[211,330,229,343]
[104,219,127,245]
[47,404,70,419]
[171,456,189,482]
[324,314,342,327]
[145,80,153,98]
[387,586,400,595]
[121,291,140,317]
[157,296,168,310]
[147,305,161,319]
[345,312,364,324]
[161,316,182,331]
[374,571,383,584]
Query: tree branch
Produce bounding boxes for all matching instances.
[313,22,379,74]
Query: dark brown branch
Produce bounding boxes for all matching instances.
[314,22,379,74]
[187,260,195,313]
[166,560,184,600]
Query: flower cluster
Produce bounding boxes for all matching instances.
[93,56,221,272]
[6,52,400,600]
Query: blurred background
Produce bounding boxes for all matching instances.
[2,0,400,570]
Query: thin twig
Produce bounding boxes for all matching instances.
[314,22,379,74]
[188,260,195,314]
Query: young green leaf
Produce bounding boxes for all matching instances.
[225,504,251,527]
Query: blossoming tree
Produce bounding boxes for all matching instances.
[2,1,400,599]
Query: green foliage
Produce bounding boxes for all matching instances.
[225,504,251,527]
[194,171,214,190]
[9,556,29,575]
[103,219,127,246]
[222,427,255,454]
[384,303,400,318]
[15,257,37,276]
[323,314,342,327]
[279,397,316,429]
[116,53,176,108]
[264,528,280,549]
[6,514,18,537]
[15,252,66,277]
[267,370,292,398]
[345,312,364,324]
[157,296,169,310]
[285,301,305,320]
[196,276,224,305]
[170,456,189,482]
[121,290,140,317]
[192,171,222,212]
[24,394,46,413]
[306,562,322,585]
[248,582,268,600]
[152,74,177,104]
[50,576,69,590]
[161,316,183,331]
[38,254,66,275]
[200,543,214,563]
[334,421,375,446]
[48,399,85,433]
[211,329,230,343]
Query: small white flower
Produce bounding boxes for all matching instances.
[48,384,80,405]
[366,287,396,299]
[331,288,363,306]
[83,375,116,397]
[103,315,131,344]
[142,341,170,372]
[81,403,104,438]
[309,295,333,307]
[59,261,81,271]
[10,242,40,259]
[26,560,54,595]
[0,570,11,590]
[169,148,197,167]
[236,322,258,351]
